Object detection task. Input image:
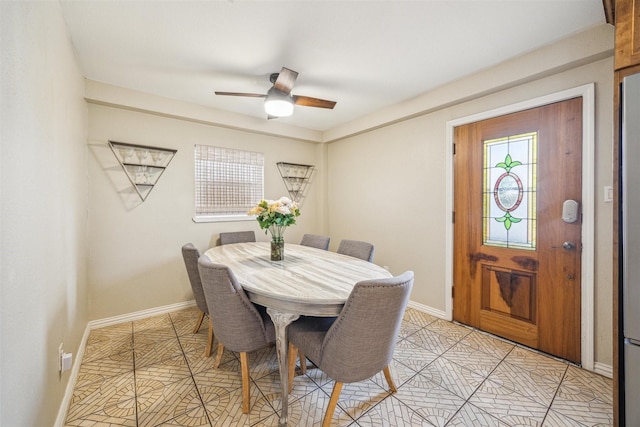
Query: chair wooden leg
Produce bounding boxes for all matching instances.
[240,352,251,414]
[382,366,397,393]
[299,351,307,374]
[287,342,297,393]
[322,382,343,427]
[205,318,214,357]
[192,311,205,333]
[213,343,225,369]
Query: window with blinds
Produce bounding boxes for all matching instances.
[194,145,264,221]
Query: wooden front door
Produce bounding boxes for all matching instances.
[453,98,582,363]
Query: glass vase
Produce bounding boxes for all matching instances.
[271,237,284,261]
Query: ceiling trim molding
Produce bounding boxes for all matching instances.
[321,23,614,143]
[84,79,323,144]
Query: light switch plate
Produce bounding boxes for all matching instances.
[604,186,613,203]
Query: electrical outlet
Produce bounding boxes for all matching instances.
[61,352,73,372]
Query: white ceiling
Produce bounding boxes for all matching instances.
[59,0,606,132]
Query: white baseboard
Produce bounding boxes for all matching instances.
[407,300,448,320]
[89,300,196,329]
[54,300,196,427]
[54,323,91,427]
[594,362,613,379]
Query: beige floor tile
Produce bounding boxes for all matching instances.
[354,395,433,426]
[192,362,244,399]
[134,336,185,369]
[270,386,355,427]
[170,308,205,337]
[392,373,465,427]
[391,338,439,374]
[66,372,136,423]
[133,326,179,349]
[133,314,173,332]
[403,308,438,328]
[425,319,473,341]
[398,320,423,340]
[135,359,193,388]
[445,402,508,427]
[370,359,419,390]
[441,342,502,378]
[560,365,613,405]
[418,356,485,400]
[74,355,134,390]
[405,328,458,355]
[488,360,561,407]
[155,404,211,426]
[469,379,548,426]
[457,330,515,360]
[318,378,391,421]
[255,370,319,410]
[204,385,277,426]
[65,313,613,427]
[503,346,568,383]
[83,332,134,364]
[542,409,589,426]
[136,376,201,427]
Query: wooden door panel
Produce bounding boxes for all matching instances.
[453,98,582,363]
[481,266,536,323]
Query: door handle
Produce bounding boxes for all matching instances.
[552,241,575,250]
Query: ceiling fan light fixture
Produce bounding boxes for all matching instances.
[264,88,294,117]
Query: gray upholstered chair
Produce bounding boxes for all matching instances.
[287,271,414,427]
[300,233,331,250]
[197,256,276,414]
[181,243,221,358]
[336,239,375,262]
[219,231,256,245]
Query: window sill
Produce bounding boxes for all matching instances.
[193,215,255,223]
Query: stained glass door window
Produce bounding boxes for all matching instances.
[483,132,537,249]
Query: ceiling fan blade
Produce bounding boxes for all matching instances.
[214,91,267,98]
[273,67,298,94]
[293,95,337,109]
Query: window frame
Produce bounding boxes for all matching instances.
[192,144,264,223]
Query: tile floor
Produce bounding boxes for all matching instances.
[64,306,613,426]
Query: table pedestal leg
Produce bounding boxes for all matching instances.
[266,308,300,427]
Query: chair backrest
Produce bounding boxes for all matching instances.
[219,231,256,245]
[319,271,414,383]
[197,255,273,352]
[337,239,375,262]
[181,243,208,315]
[300,234,330,250]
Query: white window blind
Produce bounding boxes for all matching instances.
[194,145,264,220]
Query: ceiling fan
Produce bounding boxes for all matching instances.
[215,67,337,119]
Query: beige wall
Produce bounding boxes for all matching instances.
[86,104,324,320]
[327,57,614,367]
[1,2,89,426]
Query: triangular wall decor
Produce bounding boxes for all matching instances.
[108,140,177,202]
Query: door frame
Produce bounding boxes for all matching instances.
[445,83,595,370]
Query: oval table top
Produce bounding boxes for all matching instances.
[203,241,392,316]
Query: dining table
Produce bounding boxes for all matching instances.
[203,241,392,426]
